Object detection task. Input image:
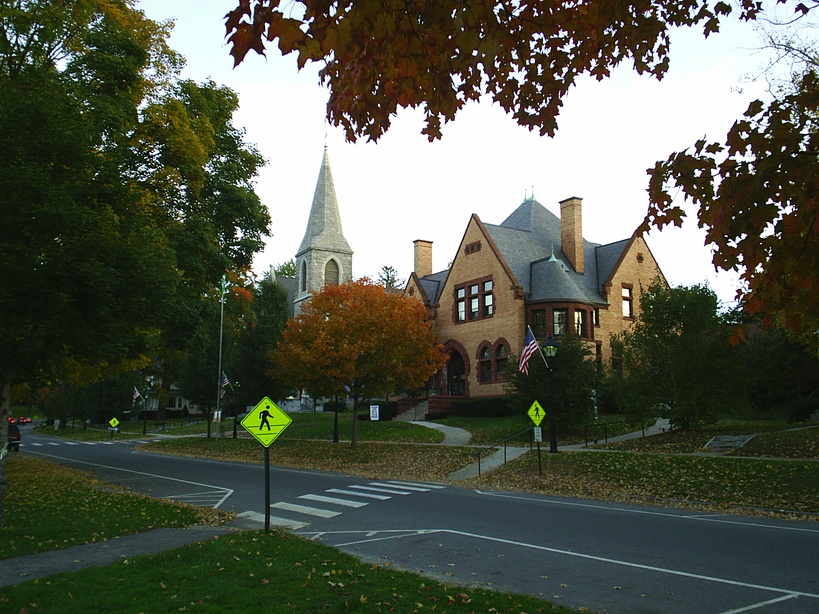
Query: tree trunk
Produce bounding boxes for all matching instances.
[0,372,12,528]
[350,392,359,449]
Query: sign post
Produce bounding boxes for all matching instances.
[527,401,545,474]
[241,397,292,532]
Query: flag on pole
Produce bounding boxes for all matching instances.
[132,387,141,406]
[220,372,231,399]
[518,327,539,376]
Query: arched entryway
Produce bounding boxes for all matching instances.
[446,350,466,396]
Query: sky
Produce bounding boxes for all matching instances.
[136,1,778,308]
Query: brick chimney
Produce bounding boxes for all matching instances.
[413,240,433,278]
[560,197,584,274]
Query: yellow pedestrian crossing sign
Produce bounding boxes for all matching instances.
[109,418,119,428]
[242,397,292,447]
[527,400,546,427]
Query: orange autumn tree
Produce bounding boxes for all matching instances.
[272,279,445,448]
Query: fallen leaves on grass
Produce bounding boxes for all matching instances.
[142,438,476,482]
[462,451,819,519]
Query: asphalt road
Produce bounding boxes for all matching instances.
[18,426,819,614]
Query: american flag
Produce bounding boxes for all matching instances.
[220,372,231,399]
[132,387,141,406]
[518,328,539,376]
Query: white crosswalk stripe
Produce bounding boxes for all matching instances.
[249,480,447,530]
[271,502,342,518]
[299,494,368,508]
[326,488,391,500]
[347,484,412,495]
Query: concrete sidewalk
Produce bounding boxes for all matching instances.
[0,521,255,588]
[443,418,671,481]
[559,418,670,451]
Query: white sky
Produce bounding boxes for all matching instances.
[137,0,777,308]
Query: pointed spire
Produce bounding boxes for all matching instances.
[297,146,353,257]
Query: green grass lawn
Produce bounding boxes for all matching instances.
[0,456,230,559]
[0,456,574,614]
[463,450,819,517]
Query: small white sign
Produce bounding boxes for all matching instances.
[369,405,380,421]
[213,410,222,422]
[533,427,542,443]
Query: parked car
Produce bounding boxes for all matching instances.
[7,422,20,451]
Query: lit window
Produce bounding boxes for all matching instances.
[622,286,634,318]
[470,297,479,319]
[574,310,587,337]
[483,293,494,316]
[553,308,568,336]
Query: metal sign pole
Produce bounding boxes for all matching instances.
[264,446,270,533]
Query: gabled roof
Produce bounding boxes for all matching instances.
[415,269,448,307]
[418,197,633,306]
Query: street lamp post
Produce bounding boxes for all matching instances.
[543,336,558,453]
[214,274,228,440]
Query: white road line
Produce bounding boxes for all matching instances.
[387,480,446,490]
[326,488,391,500]
[315,528,819,602]
[238,511,308,529]
[441,529,819,601]
[350,485,411,495]
[271,502,341,518]
[299,494,368,508]
[477,490,819,534]
[370,482,430,492]
[718,594,801,613]
[24,450,234,509]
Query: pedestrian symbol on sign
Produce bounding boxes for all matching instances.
[241,397,292,447]
[527,400,546,426]
[258,407,272,430]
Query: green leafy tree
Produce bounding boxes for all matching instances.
[377,265,404,292]
[274,259,297,278]
[0,1,269,526]
[231,272,292,410]
[0,0,181,526]
[612,279,745,430]
[506,335,597,433]
[273,279,445,447]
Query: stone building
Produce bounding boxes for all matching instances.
[405,196,665,403]
[277,146,353,315]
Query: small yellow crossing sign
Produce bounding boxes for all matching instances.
[527,400,546,427]
[108,418,119,429]
[241,397,292,447]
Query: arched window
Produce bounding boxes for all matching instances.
[299,260,308,293]
[325,259,340,285]
[495,344,508,379]
[479,346,492,383]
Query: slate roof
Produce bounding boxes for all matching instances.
[420,198,631,307]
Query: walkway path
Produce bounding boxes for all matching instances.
[411,418,671,481]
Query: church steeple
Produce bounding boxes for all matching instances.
[294,146,354,312]
[297,145,352,256]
